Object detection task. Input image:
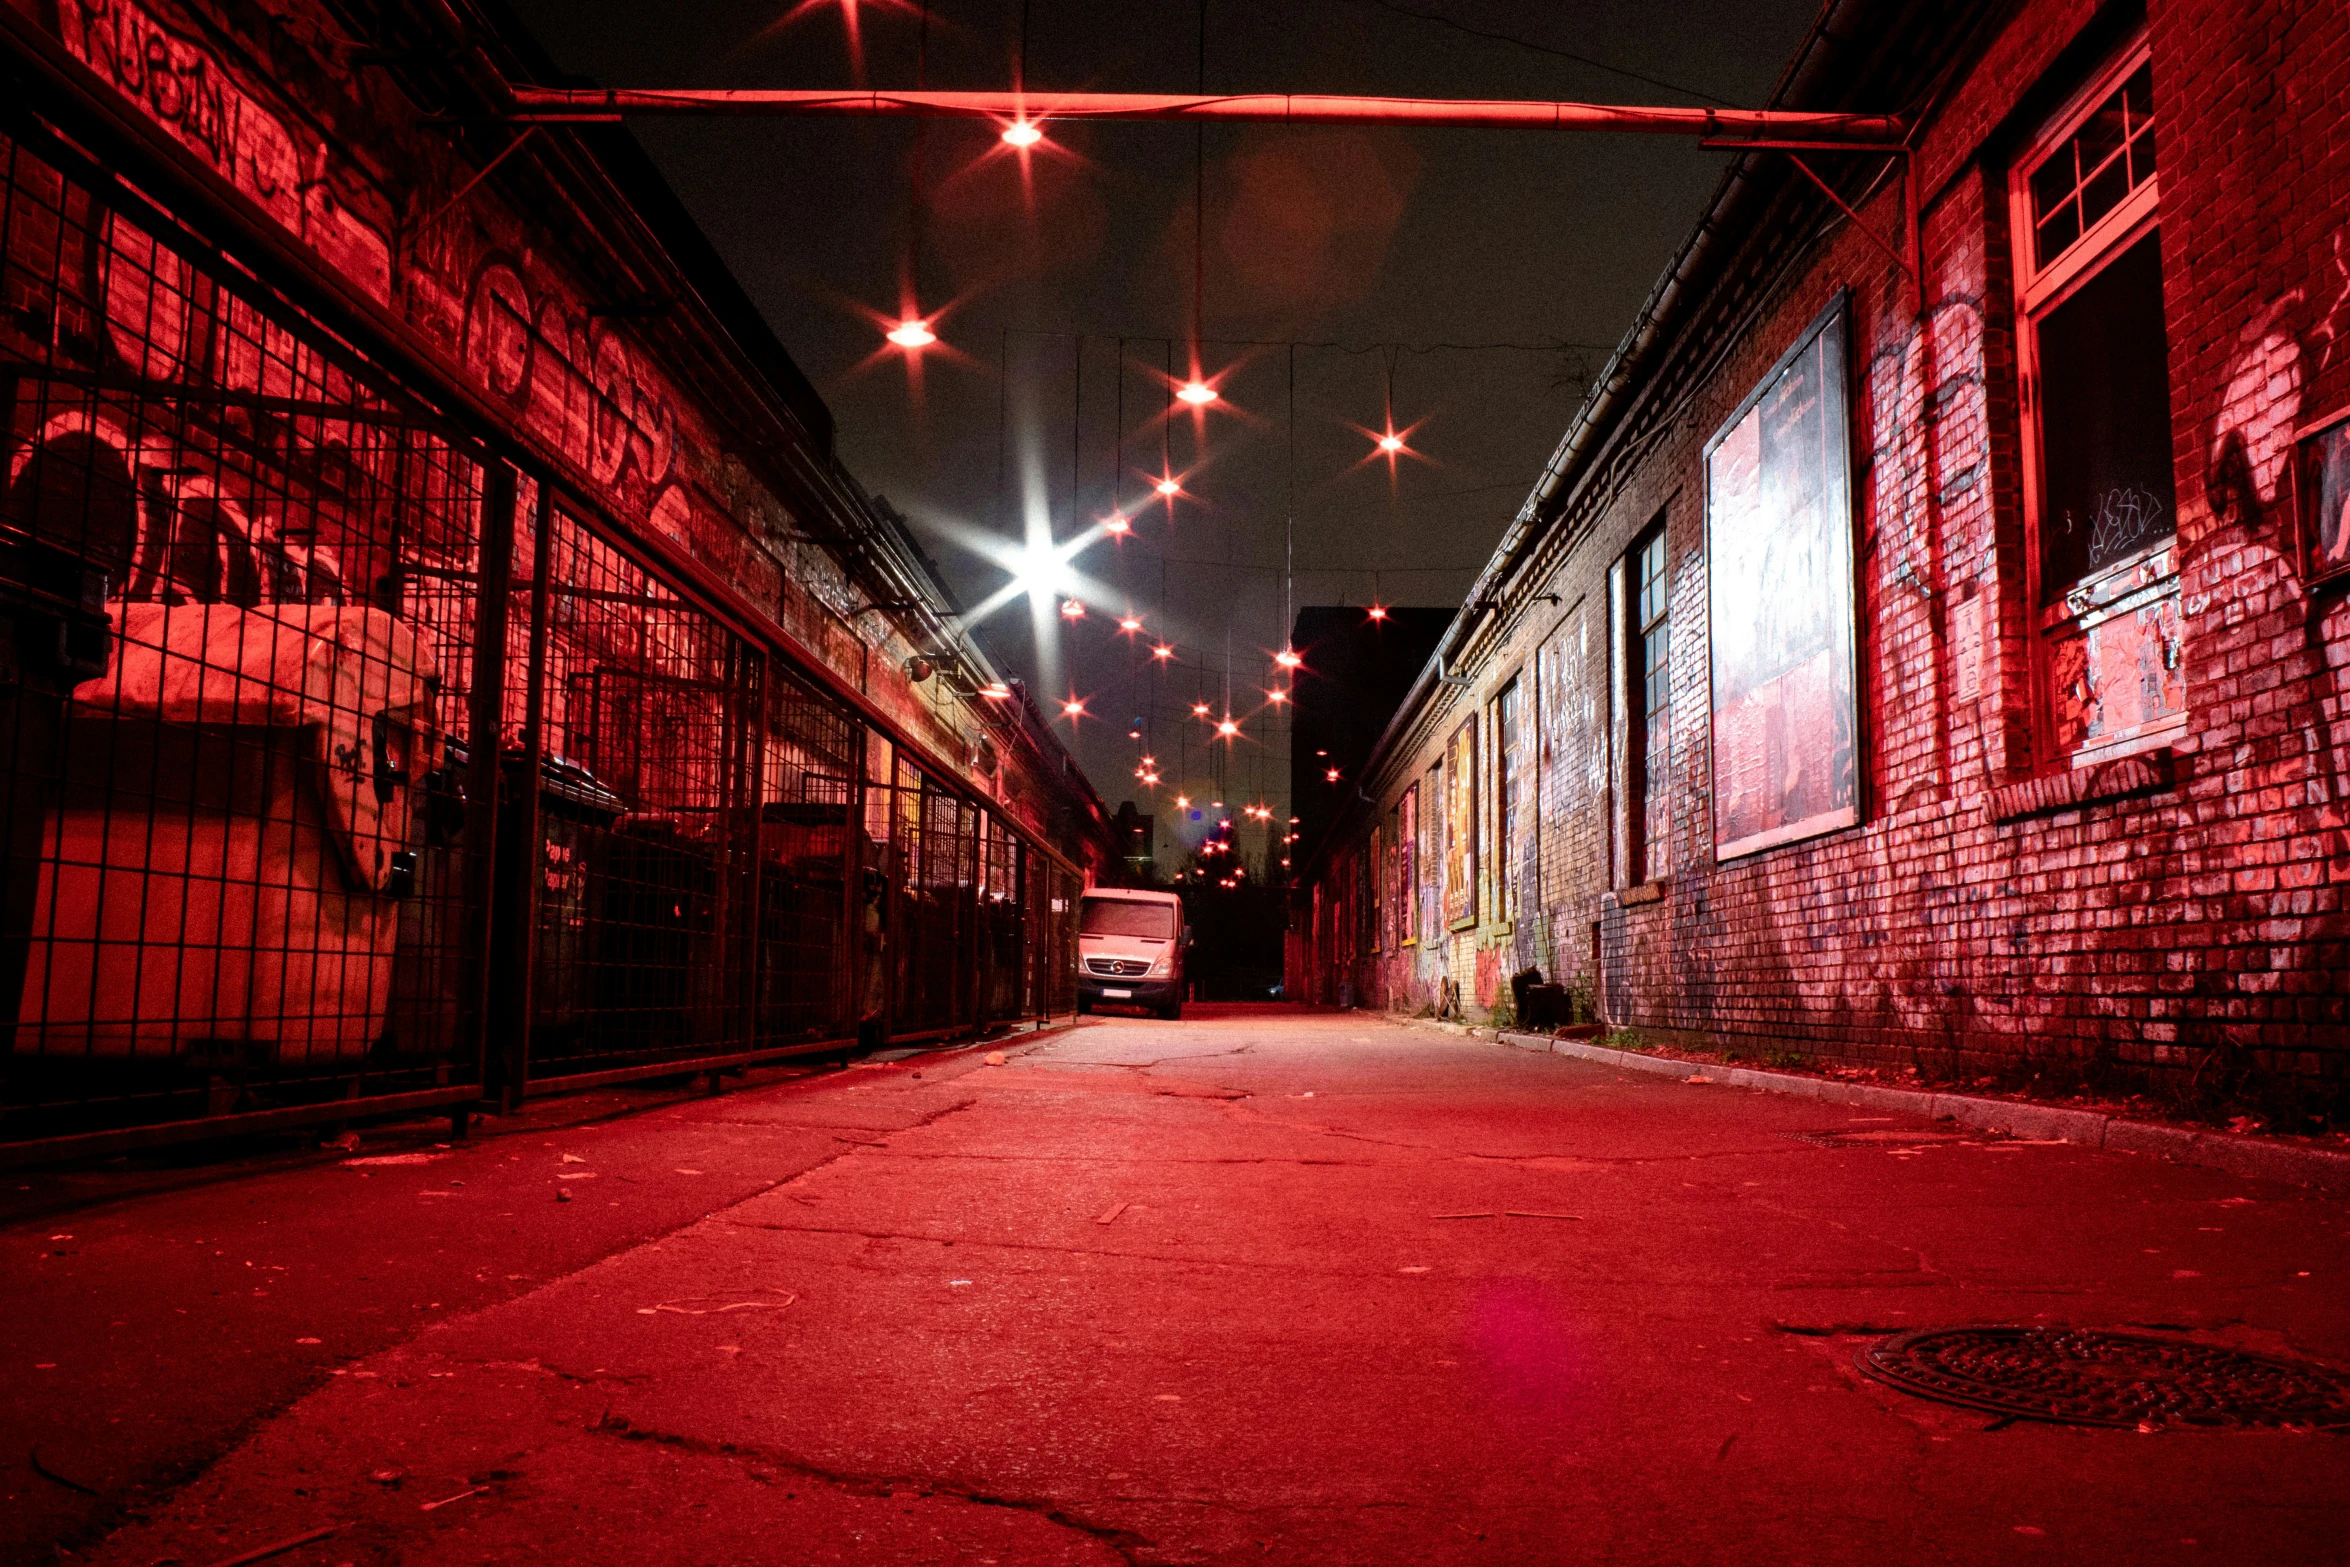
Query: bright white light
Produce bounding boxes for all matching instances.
[1002,120,1043,147]
[1063,699,1087,718]
[1060,598,1086,620]
[1217,719,1240,738]
[886,319,936,348]
[1118,616,1143,633]
[1192,703,1211,716]
[1155,477,1182,497]
[1104,515,1131,535]
[1153,643,1174,660]
[980,682,1012,699]
[1377,433,1404,453]
[1325,767,1340,782]
[1175,794,1191,808]
[1274,647,1302,669]
[1367,604,1388,621]
[1177,380,1217,406]
[1266,688,1288,704]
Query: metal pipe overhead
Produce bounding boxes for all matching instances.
[499,87,1905,143]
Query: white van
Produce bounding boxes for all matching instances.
[1075,888,1187,1020]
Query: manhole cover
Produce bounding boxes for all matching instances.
[1858,1326,2350,1429]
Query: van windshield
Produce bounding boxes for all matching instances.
[1079,899,1178,939]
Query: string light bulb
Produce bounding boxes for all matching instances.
[1063,699,1087,719]
[1001,119,1043,148]
[1273,647,1302,669]
[1153,644,1175,661]
[886,318,936,349]
[1192,702,1212,717]
[1367,604,1388,621]
[1376,432,1404,454]
[1217,718,1241,738]
[1104,515,1131,536]
[1266,688,1288,705]
[1060,599,1085,620]
[1177,379,1216,406]
[1155,477,1182,498]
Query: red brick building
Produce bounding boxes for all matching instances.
[1293,0,2350,1118]
[0,0,1111,1160]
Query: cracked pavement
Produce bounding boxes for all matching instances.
[15,1005,2350,1565]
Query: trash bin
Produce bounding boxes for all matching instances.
[499,752,625,1063]
[15,600,441,1064]
[592,811,719,1053]
[0,522,113,1057]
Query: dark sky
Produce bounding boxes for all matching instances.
[505,0,1822,860]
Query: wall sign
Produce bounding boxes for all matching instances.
[1705,294,1860,860]
[2297,404,2350,588]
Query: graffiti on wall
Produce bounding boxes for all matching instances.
[54,0,721,585]
[61,0,395,304]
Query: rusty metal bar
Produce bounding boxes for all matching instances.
[498,86,1905,144]
[0,1086,483,1169]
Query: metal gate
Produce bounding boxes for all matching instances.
[0,98,1078,1163]
[0,114,494,1153]
[495,503,761,1085]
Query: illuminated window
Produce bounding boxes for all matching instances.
[2012,40,2181,765]
[1627,526,1670,881]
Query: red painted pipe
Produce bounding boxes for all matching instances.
[500,87,1905,144]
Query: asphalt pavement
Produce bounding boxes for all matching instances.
[10,1005,2348,1565]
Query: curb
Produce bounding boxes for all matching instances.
[1425,1021,2350,1195]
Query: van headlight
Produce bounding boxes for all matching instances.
[1147,954,1170,977]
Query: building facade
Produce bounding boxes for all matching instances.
[0,0,1111,1160]
[1294,0,2350,1118]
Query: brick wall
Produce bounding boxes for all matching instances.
[1307,0,2350,1110]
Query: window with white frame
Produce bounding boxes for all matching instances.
[2012,41,2183,765]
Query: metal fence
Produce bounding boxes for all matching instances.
[0,107,1074,1164]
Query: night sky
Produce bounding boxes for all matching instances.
[504,0,1822,857]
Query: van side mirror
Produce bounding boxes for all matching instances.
[1184,925,1195,946]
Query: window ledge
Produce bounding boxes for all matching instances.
[1989,748,2180,824]
[1612,880,1668,907]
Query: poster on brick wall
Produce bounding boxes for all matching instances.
[1705,293,1859,860]
[1443,719,1476,928]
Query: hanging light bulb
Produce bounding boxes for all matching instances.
[1060,598,1086,620]
[1176,794,1191,809]
[1001,119,1043,148]
[1376,431,1405,454]
[1104,515,1131,536]
[1367,604,1388,621]
[886,318,937,349]
[1153,643,1175,661]
[1273,647,1302,669]
[1177,379,1217,406]
[1216,718,1240,739]
[1063,698,1087,719]
[1155,476,1182,498]
[1192,702,1212,717]
[1266,688,1288,705]
[1118,615,1143,634]
[1325,767,1341,782]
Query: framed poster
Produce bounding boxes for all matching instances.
[1443,718,1476,928]
[1704,292,1859,860]
[2297,404,2350,588]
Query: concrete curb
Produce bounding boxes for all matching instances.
[1439,1021,2350,1195]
